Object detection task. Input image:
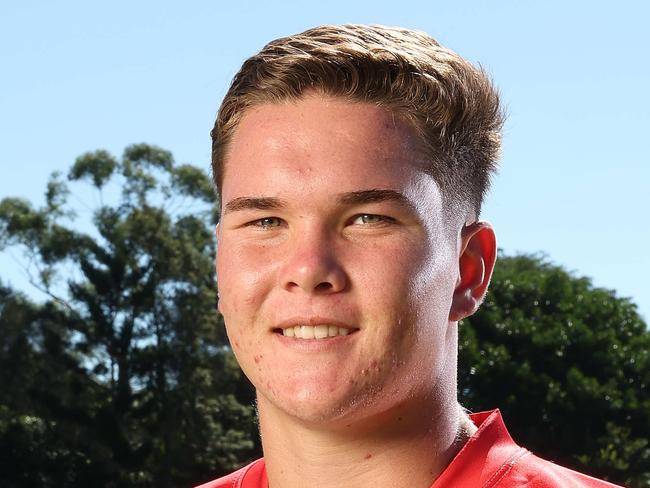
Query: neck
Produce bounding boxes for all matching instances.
[258,392,476,488]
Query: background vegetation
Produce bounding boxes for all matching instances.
[1,145,647,487]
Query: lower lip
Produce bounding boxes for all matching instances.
[271,330,359,352]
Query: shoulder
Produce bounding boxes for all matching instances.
[194,459,266,488]
[504,452,624,488]
[435,410,624,488]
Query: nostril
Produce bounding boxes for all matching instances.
[282,263,348,294]
[315,282,333,292]
[285,281,300,290]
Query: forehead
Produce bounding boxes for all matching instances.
[221,95,430,197]
[230,96,419,150]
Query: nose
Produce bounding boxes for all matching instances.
[280,229,348,294]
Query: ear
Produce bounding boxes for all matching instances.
[449,221,497,322]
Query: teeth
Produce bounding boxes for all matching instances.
[314,325,328,339]
[282,325,354,339]
[301,325,315,339]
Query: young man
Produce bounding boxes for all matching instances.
[199,25,622,488]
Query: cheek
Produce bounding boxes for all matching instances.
[363,238,449,304]
[410,237,457,303]
[223,311,267,377]
[217,240,278,314]
[364,239,456,343]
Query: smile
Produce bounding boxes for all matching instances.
[275,325,358,339]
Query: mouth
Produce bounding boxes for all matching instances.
[273,325,359,339]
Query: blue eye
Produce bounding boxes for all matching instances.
[253,217,282,228]
[352,214,393,225]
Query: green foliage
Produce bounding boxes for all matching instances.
[460,253,650,487]
[69,150,117,189]
[0,145,259,488]
[172,164,217,202]
[3,145,649,486]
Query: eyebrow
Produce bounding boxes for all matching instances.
[222,189,415,215]
[336,189,415,210]
[223,196,287,214]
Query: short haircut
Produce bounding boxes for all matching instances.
[211,24,504,217]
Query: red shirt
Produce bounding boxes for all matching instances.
[195,410,623,488]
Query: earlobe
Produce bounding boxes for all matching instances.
[449,222,497,322]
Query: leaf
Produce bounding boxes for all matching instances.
[68,149,117,188]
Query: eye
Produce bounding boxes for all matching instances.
[250,217,283,228]
[351,214,394,225]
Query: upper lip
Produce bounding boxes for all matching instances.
[273,317,358,331]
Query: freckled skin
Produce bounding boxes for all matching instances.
[216,95,462,427]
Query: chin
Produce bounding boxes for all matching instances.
[263,387,348,421]
[259,378,397,429]
[287,403,351,425]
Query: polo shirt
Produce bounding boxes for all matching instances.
[195,409,623,487]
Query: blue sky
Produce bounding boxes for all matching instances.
[1,0,648,320]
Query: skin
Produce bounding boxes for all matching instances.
[216,94,497,488]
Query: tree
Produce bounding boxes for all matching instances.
[460,253,650,487]
[0,144,260,487]
[4,146,649,487]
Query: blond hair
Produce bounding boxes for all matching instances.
[211,24,504,216]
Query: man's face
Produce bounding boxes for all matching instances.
[216,95,462,425]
